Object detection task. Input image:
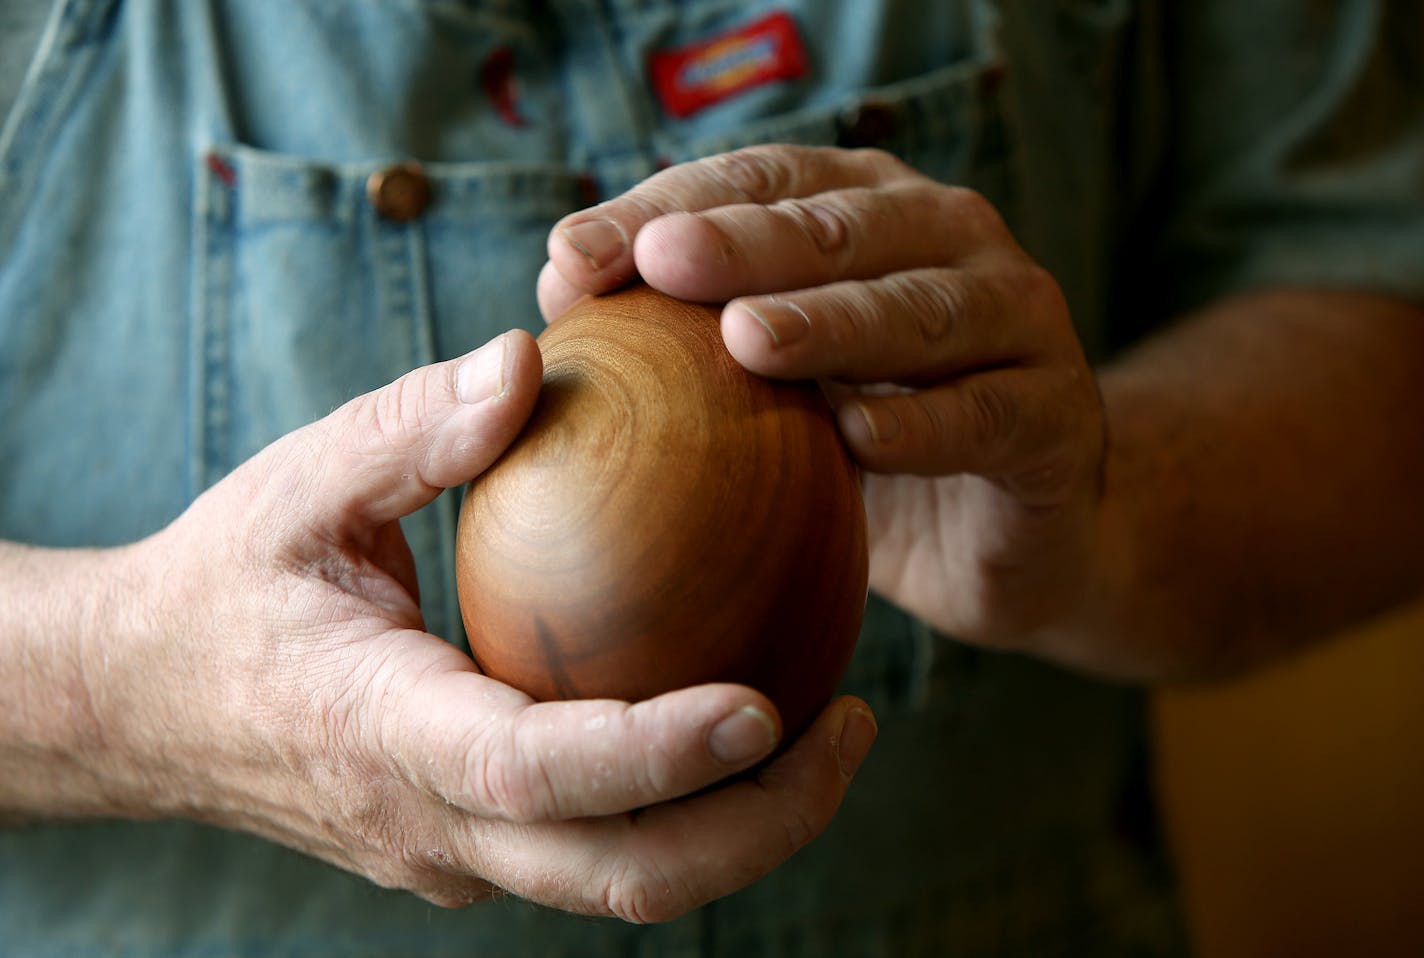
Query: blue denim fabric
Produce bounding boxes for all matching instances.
[2,0,1421,955]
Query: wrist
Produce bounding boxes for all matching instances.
[1043,382,1206,684]
[0,541,157,819]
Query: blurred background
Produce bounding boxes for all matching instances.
[1155,599,1424,957]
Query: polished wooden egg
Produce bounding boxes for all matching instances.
[455,284,868,737]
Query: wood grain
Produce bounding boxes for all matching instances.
[455,285,868,737]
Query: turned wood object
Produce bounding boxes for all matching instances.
[455,285,868,738]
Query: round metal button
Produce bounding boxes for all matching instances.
[367,162,432,222]
[835,100,898,149]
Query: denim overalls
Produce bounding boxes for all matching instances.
[4,0,1420,954]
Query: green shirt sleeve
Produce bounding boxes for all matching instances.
[1160,0,1424,312]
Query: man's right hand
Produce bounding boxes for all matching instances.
[0,330,876,922]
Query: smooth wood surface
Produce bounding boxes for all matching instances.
[456,285,868,736]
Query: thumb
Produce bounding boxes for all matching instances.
[294,330,542,531]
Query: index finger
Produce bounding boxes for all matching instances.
[542,146,913,310]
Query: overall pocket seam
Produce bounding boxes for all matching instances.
[190,147,238,498]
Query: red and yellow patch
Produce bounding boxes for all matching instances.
[649,11,809,119]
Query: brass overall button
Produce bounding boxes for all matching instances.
[367,162,432,222]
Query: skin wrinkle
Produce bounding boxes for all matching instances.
[434,706,501,814]
[68,587,112,759]
[345,438,446,523]
[776,798,818,859]
[688,210,740,269]
[284,496,418,618]
[703,147,786,204]
[807,287,874,379]
[461,710,552,823]
[600,850,690,925]
[958,375,1019,459]
[777,195,852,259]
[619,191,679,225]
[635,724,681,800]
[892,272,959,354]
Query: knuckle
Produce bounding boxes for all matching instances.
[776,196,853,259]
[338,796,440,895]
[347,373,430,462]
[630,697,689,793]
[344,786,404,852]
[461,723,556,823]
[703,146,788,203]
[381,851,439,894]
[885,274,964,350]
[398,854,494,909]
[417,885,486,910]
[963,380,1018,449]
[902,398,954,471]
[351,823,406,878]
[601,861,696,925]
[817,288,879,371]
[615,190,676,226]
[636,736,680,801]
[363,858,425,895]
[936,185,1007,243]
[745,756,834,866]
[851,147,913,181]
[1018,262,1070,328]
[377,854,491,909]
[779,805,820,857]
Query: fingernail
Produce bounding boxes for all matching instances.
[741,298,812,348]
[707,706,779,765]
[837,708,877,777]
[846,402,902,444]
[457,333,509,404]
[561,218,627,272]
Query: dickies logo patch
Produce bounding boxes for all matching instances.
[649,11,809,119]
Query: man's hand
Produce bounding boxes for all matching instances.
[543,145,1424,681]
[0,329,875,922]
[542,145,1108,671]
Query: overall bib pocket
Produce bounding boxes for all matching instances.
[192,141,590,642]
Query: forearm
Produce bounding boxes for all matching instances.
[0,540,152,821]
[1087,288,1424,678]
